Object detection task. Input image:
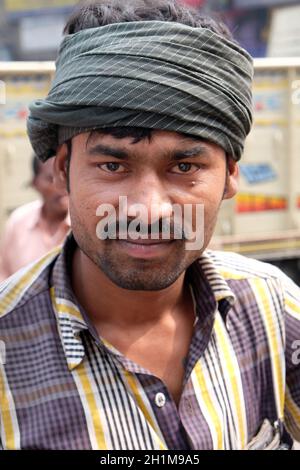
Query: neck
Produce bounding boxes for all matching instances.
[71,246,190,328]
[41,203,67,224]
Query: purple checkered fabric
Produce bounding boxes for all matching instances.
[0,233,299,449]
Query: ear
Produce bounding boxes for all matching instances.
[53,143,69,193]
[223,156,239,200]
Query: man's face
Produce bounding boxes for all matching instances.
[33,158,69,217]
[55,130,238,290]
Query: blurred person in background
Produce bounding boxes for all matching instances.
[0,155,70,281]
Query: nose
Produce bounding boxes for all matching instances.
[122,172,173,225]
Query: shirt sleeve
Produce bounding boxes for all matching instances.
[283,271,300,441]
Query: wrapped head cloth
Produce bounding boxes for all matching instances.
[27,20,254,161]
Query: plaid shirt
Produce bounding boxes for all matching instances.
[0,233,299,450]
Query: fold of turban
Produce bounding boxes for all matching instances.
[27,20,253,161]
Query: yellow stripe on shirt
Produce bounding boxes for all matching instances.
[72,362,108,450]
[0,249,60,316]
[251,278,285,419]
[214,312,248,449]
[0,363,20,449]
[192,359,224,449]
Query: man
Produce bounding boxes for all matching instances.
[0,0,299,450]
[0,155,70,281]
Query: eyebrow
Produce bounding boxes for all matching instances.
[87,144,128,160]
[87,143,209,161]
[172,145,209,160]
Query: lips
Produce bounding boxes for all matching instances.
[116,238,176,259]
[119,237,175,245]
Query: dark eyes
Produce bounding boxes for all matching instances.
[97,162,200,174]
[172,162,194,173]
[97,162,124,173]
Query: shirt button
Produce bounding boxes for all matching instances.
[155,392,166,408]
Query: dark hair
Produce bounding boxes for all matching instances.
[64,0,233,40]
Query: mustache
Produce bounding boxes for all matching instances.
[102,218,188,240]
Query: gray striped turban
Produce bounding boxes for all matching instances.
[27,21,254,162]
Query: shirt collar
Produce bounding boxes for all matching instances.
[196,251,236,306]
[50,233,236,371]
[50,233,88,370]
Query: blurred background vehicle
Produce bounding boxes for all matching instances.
[1,0,300,61]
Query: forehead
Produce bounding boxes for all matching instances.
[75,129,224,156]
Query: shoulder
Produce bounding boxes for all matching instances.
[0,246,60,321]
[2,200,42,233]
[206,250,300,314]
[6,200,42,223]
[205,249,288,283]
